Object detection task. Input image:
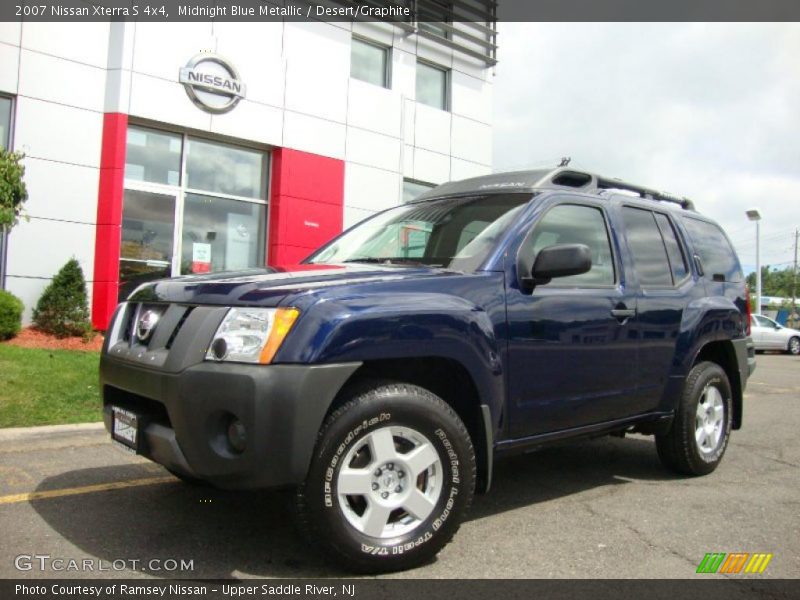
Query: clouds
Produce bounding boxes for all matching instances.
[493,23,800,270]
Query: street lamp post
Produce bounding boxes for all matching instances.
[746,208,762,315]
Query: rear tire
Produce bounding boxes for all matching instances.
[656,361,732,476]
[787,336,800,355]
[296,381,475,573]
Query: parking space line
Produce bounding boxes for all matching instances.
[0,476,175,505]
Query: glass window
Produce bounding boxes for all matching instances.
[755,315,776,328]
[621,207,673,287]
[121,124,270,299]
[682,217,743,282]
[185,138,266,199]
[418,0,452,39]
[125,126,182,186]
[119,189,176,299]
[654,213,689,283]
[308,193,531,270]
[416,61,448,110]
[403,179,435,203]
[523,204,615,286]
[351,37,390,88]
[0,96,12,149]
[180,193,266,274]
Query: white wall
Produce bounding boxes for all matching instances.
[0,21,494,322]
[0,23,109,322]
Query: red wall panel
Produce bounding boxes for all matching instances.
[268,148,345,266]
[92,113,128,330]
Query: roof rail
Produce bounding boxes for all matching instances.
[534,167,695,211]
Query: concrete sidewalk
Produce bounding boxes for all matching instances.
[0,422,104,442]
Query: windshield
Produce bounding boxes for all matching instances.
[306,193,533,270]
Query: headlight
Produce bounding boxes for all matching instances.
[206,307,300,364]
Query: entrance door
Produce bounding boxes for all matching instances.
[119,189,177,300]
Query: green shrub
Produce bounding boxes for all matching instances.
[0,289,23,340]
[32,258,91,338]
[0,148,28,230]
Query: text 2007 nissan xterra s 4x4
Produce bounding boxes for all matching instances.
[101,168,756,572]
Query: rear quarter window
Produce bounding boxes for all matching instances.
[682,217,743,282]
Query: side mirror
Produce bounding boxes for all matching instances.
[528,244,592,287]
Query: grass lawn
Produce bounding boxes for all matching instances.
[0,345,101,428]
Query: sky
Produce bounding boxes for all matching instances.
[492,23,800,275]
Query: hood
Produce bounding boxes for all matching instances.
[126,263,459,307]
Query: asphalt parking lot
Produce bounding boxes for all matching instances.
[0,353,798,579]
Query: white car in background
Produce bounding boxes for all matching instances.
[750,315,800,355]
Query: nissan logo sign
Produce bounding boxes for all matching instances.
[136,310,161,342]
[179,53,246,114]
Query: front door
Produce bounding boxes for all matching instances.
[506,201,639,438]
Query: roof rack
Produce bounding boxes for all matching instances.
[535,168,695,211]
[410,167,696,210]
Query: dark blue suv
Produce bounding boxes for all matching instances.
[101,168,756,572]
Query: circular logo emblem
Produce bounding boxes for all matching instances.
[137,310,161,342]
[179,53,246,114]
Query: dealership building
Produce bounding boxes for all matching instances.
[0,13,496,329]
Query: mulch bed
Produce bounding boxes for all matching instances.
[2,327,104,352]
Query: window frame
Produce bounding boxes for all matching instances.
[0,94,14,150]
[416,59,450,112]
[122,122,270,282]
[621,205,691,290]
[350,35,392,89]
[0,94,15,290]
[517,200,620,290]
[652,211,691,287]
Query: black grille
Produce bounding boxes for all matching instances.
[166,307,194,350]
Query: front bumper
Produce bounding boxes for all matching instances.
[101,356,360,489]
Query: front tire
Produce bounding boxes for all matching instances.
[656,361,733,476]
[787,336,800,355]
[296,382,475,573]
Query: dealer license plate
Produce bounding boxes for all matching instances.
[112,407,139,451]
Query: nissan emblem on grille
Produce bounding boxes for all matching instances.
[137,310,160,342]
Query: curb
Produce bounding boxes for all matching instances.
[0,421,105,441]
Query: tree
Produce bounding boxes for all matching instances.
[745,265,796,298]
[0,148,28,230]
[32,258,91,338]
[0,148,28,290]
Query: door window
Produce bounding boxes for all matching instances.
[119,190,176,299]
[653,213,689,283]
[523,204,615,286]
[621,207,673,287]
[755,315,776,328]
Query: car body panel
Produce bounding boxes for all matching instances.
[750,315,800,351]
[101,177,753,489]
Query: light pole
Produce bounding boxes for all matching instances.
[746,208,762,315]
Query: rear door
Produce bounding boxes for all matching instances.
[618,207,692,408]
